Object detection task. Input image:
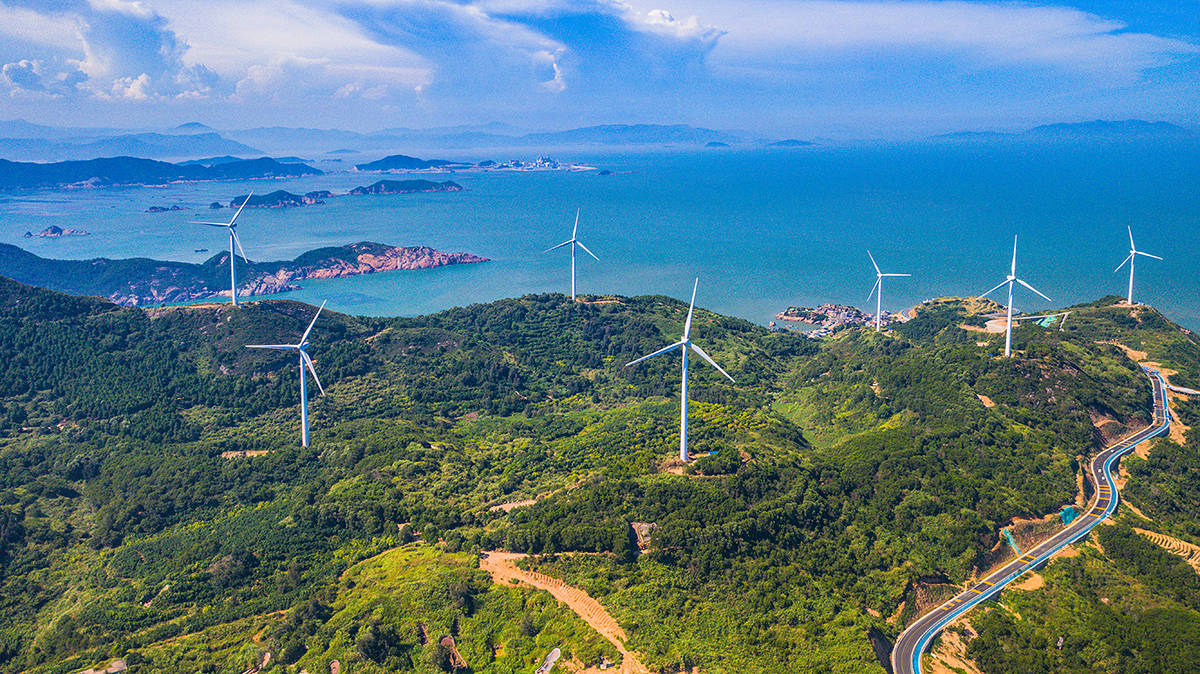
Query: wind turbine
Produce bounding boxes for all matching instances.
[246,301,326,447]
[866,251,911,332]
[193,192,252,306]
[981,236,1051,357]
[1115,226,1162,305]
[624,279,735,462]
[544,209,599,300]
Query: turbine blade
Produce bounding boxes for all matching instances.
[299,300,326,344]
[1136,251,1163,261]
[1016,277,1051,302]
[690,343,735,383]
[575,240,600,261]
[543,240,572,253]
[1128,225,1135,250]
[245,344,296,350]
[230,191,252,223]
[980,279,1008,299]
[193,222,232,227]
[572,209,579,240]
[867,250,880,274]
[881,273,911,277]
[684,278,698,339]
[1010,235,1018,276]
[624,340,684,367]
[867,277,880,302]
[1114,253,1132,272]
[232,230,249,263]
[301,350,325,396]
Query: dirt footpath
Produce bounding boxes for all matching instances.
[480,552,649,674]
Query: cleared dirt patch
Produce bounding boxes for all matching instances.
[976,394,995,408]
[928,616,983,674]
[480,552,649,674]
[221,450,269,458]
[488,498,537,513]
[1011,572,1045,592]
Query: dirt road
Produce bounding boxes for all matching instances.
[480,551,649,674]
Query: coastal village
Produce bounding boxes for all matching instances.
[773,303,908,337]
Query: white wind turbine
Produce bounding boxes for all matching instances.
[193,192,253,306]
[544,209,599,300]
[866,251,911,332]
[624,279,735,462]
[1115,226,1162,305]
[981,236,1051,358]
[246,301,326,447]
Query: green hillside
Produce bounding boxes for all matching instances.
[0,277,1198,672]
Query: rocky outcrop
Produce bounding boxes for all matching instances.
[238,243,488,297]
[23,225,89,238]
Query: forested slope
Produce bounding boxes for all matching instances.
[0,278,1185,672]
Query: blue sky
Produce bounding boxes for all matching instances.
[0,0,1196,137]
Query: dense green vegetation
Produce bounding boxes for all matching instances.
[1,277,1196,672]
[964,524,1200,673]
[937,298,1200,673]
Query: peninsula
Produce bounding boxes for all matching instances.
[0,241,488,306]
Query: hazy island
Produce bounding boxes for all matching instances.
[0,241,488,306]
[355,154,464,171]
[356,153,593,173]
[222,180,464,209]
[231,190,334,208]
[0,156,323,190]
[347,179,462,196]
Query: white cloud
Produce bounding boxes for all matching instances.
[635,1,1197,78]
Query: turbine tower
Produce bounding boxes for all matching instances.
[624,279,735,462]
[1115,226,1162,305]
[246,301,327,447]
[866,251,911,332]
[544,209,599,300]
[981,236,1051,358]
[193,192,253,306]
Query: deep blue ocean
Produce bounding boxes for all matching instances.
[2,141,1198,328]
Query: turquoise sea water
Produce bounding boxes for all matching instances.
[2,141,1199,328]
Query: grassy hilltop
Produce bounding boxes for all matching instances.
[1,277,1199,672]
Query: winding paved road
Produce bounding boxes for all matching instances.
[891,366,1171,674]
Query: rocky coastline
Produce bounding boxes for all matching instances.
[0,241,488,307]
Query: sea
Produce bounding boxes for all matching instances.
[2,140,1199,329]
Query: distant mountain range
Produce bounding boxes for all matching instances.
[934,120,1198,142]
[0,241,489,306]
[0,156,322,190]
[0,131,261,161]
[0,117,1189,164]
